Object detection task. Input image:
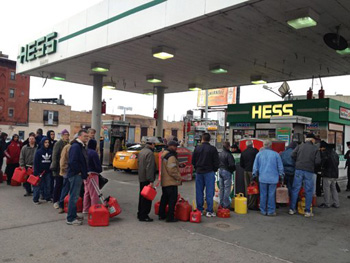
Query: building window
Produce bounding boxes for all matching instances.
[10,71,15,80]
[171,129,178,138]
[43,110,59,126]
[141,127,148,138]
[18,131,25,140]
[8,108,14,118]
[9,88,15,98]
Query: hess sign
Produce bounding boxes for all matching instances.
[18,32,58,64]
[252,103,293,119]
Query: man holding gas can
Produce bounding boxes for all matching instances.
[137,138,156,222]
[192,133,220,218]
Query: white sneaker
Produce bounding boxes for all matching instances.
[53,202,59,209]
[66,219,82,225]
[304,212,314,218]
[206,212,216,218]
[288,209,296,215]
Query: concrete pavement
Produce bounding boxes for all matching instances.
[0,170,349,263]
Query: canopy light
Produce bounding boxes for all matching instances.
[146,75,162,83]
[91,62,109,72]
[286,8,319,30]
[152,46,175,60]
[210,64,228,74]
[251,75,267,85]
[103,82,116,90]
[50,73,66,81]
[336,47,350,55]
[188,84,201,91]
[143,89,154,95]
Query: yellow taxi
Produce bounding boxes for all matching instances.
[113,143,166,172]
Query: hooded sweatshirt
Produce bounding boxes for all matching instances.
[87,139,102,174]
[46,130,57,150]
[33,137,52,176]
[5,135,22,164]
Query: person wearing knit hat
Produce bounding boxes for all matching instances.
[50,129,70,209]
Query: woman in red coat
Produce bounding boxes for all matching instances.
[5,134,22,185]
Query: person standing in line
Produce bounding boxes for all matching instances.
[50,129,70,209]
[82,139,102,214]
[33,137,52,204]
[137,138,156,222]
[253,140,284,216]
[240,140,259,210]
[344,141,350,192]
[280,141,298,199]
[192,133,220,218]
[218,141,235,209]
[318,141,340,208]
[66,130,89,225]
[19,132,37,196]
[5,134,22,185]
[0,132,8,174]
[35,128,44,146]
[159,140,182,222]
[46,130,57,150]
[289,133,321,218]
[87,128,100,158]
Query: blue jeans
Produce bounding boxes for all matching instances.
[259,183,277,215]
[59,178,70,209]
[290,169,314,213]
[219,169,232,208]
[67,175,82,222]
[33,173,52,202]
[196,172,215,213]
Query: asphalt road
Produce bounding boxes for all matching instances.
[0,169,349,263]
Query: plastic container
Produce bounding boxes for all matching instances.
[27,175,41,186]
[12,168,27,183]
[64,195,83,213]
[11,179,21,186]
[154,201,168,216]
[276,184,289,203]
[141,185,157,201]
[217,207,231,218]
[234,193,247,214]
[247,182,259,195]
[190,210,201,223]
[175,198,192,221]
[105,196,121,218]
[88,204,109,227]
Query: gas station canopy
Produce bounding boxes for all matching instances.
[17,0,350,93]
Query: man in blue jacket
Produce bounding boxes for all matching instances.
[253,140,284,216]
[66,129,89,225]
[280,141,298,198]
[192,133,219,217]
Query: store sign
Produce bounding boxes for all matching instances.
[197,87,236,107]
[252,103,293,119]
[306,122,319,129]
[18,32,58,64]
[339,106,350,120]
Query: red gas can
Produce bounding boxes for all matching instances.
[12,168,27,183]
[88,204,109,227]
[175,198,192,221]
[27,175,41,186]
[217,207,231,218]
[141,185,157,201]
[11,179,21,186]
[3,173,7,182]
[105,196,121,218]
[247,182,259,195]
[190,210,201,223]
[154,201,169,215]
[312,195,317,207]
[26,167,34,176]
[64,195,83,213]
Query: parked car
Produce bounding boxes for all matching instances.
[113,143,166,172]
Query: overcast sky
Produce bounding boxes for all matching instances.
[2,0,350,121]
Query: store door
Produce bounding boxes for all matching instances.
[128,127,135,143]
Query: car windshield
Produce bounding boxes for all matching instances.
[127,144,143,151]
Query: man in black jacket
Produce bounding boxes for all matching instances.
[192,133,219,217]
[218,142,235,209]
[319,141,340,208]
[344,141,350,192]
[240,140,259,209]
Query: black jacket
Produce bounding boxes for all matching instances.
[192,142,219,174]
[219,148,236,173]
[292,141,321,173]
[321,149,339,178]
[240,145,259,172]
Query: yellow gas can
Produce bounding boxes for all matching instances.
[234,193,247,214]
[298,197,313,215]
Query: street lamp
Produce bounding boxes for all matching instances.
[118,106,132,121]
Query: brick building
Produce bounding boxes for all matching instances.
[0,53,30,139]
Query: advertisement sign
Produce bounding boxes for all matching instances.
[197,87,236,107]
[340,106,350,120]
[276,127,291,146]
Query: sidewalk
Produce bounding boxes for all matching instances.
[0,170,349,263]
